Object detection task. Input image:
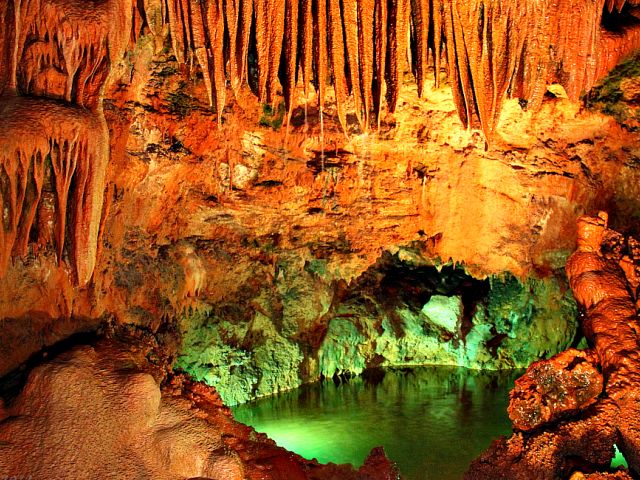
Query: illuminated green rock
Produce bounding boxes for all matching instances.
[421,295,463,334]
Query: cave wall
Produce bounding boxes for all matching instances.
[1,0,640,402]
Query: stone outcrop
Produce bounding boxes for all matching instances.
[508,348,603,432]
[0,335,400,480]
[176,260,579,405]
[466,212,640,479]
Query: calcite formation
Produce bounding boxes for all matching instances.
[1,0,640,478]
[467,213,640,479]
[0,97,109,285]
[0,336,399,480]
[0,0,130,284]
[508,348,603,432]
[142,0,640,136]
[1,0,639,284]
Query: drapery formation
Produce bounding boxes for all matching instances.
[1,0,640,285]
[0,98,109,286]
[0,0,130,285]
[152,0,640,135]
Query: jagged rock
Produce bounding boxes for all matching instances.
[467,212,640,478]
[421,294,462,333]
[508,348,603,431]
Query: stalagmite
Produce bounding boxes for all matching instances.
[467,213,640,478]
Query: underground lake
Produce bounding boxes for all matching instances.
[232,366,521,479]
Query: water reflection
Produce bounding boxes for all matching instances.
[232,366,519,480]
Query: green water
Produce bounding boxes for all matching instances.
[232,366,520,480]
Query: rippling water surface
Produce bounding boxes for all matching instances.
[232,366,520,480]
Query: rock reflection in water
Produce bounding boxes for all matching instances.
[232,366,519,480]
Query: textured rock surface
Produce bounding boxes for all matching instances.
[0,337,400,480]
[508,349,603,432]
[1,1,640,478]
[466,213,640,479]
[176,260,578,405]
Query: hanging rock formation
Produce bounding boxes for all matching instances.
[140,0,640,136]
[0,97,109,285]
[0,0,130,284]
[2,0,640,284]
[466,212,640,479]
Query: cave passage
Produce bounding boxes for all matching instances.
[232,365,519,480]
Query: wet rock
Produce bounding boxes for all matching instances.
[468,212,640,478]
[421,294,463,334]
[0,337,398,480]
[508,348,603,431]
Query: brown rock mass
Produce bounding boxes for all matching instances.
[467,213,640,478]
[0,336,399,479]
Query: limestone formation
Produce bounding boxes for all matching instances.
[467,213,640,478]
[0,337,399,480]
[0,0,130,284]
[134,0,640,135]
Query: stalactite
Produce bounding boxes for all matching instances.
[224,0,241,93]
[300,0,313,111]
[372,0,387,128]
[0,98,109,285]
[254,0,269,102]
[252,0,287,105]
[13,151,44,257]
[411,0,430,97]
[313,0,328,122]
[167,0,187,64]
[50,136,79,267]
[385,0,410,113]
[357,0,374,129]
[142,0,640,136]
[202,0,226,122]
[6,0,130,109]
[267,0,286,106]
[237,0,253,87]
[431,0,444,89]
[342,0,365,128]
[283,0,299,118]
[0,1,126,284]
[191,0,213,108]
[327,0,348,132]
[443,1,527,135]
